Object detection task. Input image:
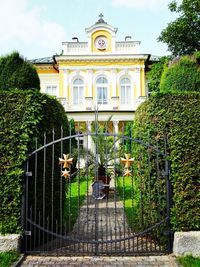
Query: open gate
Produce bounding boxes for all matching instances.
[22,114,172,256]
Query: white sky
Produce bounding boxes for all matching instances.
[0,0,180,59]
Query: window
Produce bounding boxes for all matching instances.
[120,77,131,104]
[73,78,84,105]
[96,77,108,104]
[46,85,57,96]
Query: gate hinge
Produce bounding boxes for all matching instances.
[25,231,31,236]
[26,172,32,177]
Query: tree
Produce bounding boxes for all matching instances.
[147,56,170,93]
[160,55,200,92]
[158,0,200,56]
[0,52,40,91]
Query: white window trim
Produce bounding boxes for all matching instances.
[72,78,84,105]
[120,77,131,105]
[45,85,58,97]
[96,76,108,105]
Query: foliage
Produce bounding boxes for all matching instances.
[147,56,170,93]
[178,255,200,267]
[0,52,40,91]
[0,90,69,234]
[91,119,119,176]
[158,0,200,56]
[0,251,19,267]
[132,92,200,231]
[160,55,200,92]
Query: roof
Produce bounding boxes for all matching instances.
[29,57,54,64]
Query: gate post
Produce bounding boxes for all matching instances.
[21,160,29,253]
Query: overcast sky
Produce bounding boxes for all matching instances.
[0,0,180,60]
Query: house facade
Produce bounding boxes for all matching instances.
[31,14,156,147]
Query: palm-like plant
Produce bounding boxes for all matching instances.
[91,118,120,183]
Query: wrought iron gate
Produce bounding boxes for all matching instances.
[22,115,172,255]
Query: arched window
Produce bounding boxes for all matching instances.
[73,78,84,105]
[120,77,131,104]
[96,77,108,104]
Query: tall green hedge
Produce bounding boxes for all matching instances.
[133,92,200,231]
[0,52,40,91]
[0,90,69,234]
[160,55,200,92]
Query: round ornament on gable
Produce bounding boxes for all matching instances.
[95,36,108,50]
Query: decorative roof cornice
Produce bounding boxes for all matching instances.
[55,54,149,63]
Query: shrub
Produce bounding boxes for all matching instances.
[0,90,70,234]
[160,55,200,92]
[132,92,200,231]
[0,52,40,91]
[147,56,170,93]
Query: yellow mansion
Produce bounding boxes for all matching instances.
[32,14,156,145]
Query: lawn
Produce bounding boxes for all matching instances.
[64,175,92,230]
[177,255,200,267]
[116,176,140,230]
[0,251,19,267]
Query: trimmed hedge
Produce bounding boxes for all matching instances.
[132,92,200,231]
[0,52,40,91]
[160,55,200,92]
[0,90,69,234]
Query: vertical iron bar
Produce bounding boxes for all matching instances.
[105,121,108,254]
[138,131,144,253]
[42,132,46,251]
[29,207,32,251]
[113,131,117,253]
[34,138,38,251]
[47,216,49,252]
[51,129,55,246]
[38,211,41,252]
[68,123,72,236]
[164,130,172,252]
[21,160,28,253]
[86,123,89,254]
[94,106,99,255]
[156,140,162,253]
[25,160,29,253]
[130,125,136,252]
[147,131,153,253]
[77,123,81,252]
[60,126,63,251]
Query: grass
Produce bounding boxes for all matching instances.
[116,176,140,229]
[64,175,92,229]
[177,255,200,267]
[0,251,19,267]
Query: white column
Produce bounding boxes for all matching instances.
[87,70,93,97]
[135,67,141,97]
[111,69,117,97]
[113,120,119,148]
[63,69,69,99]
[86,120,92,151]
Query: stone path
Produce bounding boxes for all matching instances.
[50,180,159,255]
[19,255,179,267]
[19,180,178,266]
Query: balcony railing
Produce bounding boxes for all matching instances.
[57,96,146,112]
[62,41,140,55]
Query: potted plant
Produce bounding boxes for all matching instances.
[90,118,120,197]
